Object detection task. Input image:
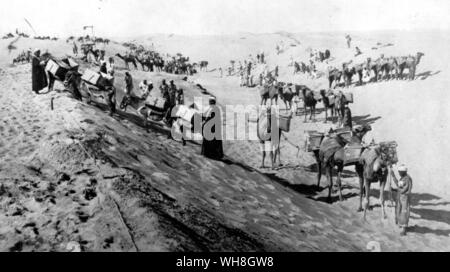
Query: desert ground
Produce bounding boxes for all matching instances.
[1,29,450,251]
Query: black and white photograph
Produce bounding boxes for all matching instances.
[0,0,449,254]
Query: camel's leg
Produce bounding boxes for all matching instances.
[260,150,266,168]
[274,145,281,167]
[304,106,307,122]
[363,179,371,221]
[336,168,343,202]
[324,107,328,123]
[269,150,274,169]
[356,164,364,212]
[380,179,387,219]
[315,152,322,188]
[327,166,333,202]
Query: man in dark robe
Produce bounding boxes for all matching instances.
[31,49,48,94]
[201,97,224,160]
[342,103,353,130]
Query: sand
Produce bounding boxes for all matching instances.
[1,30,450,251]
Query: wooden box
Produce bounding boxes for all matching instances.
[306,131,324,151]
[344,145,363,164]
[81,69,101,86]
[45,59,70,80]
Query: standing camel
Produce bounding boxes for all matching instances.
[199,61,208,71]
[260,83,280,106]
[328,68,343,89]
[296,85,317,122]
[397,52,424,80]
[115,53,138,70]
[379,57,398,80]
[342,63,356,88]
[277,83,299,109]
[334,91,347,127]
[320,89,335,123]
[366,58,382,82]
[359,142,398,220]
[313,125,372,203]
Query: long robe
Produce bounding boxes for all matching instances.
[395,175,413,227]
[201,106,224,160]
[32,56,48,92]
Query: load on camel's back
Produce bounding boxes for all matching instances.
[256,106,292,169]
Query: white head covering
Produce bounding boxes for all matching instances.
[398,164,407,172]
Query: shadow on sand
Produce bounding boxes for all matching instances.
[368,188,450,236]
[352,114,382,126]
[415,70,441,80]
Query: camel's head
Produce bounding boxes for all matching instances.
[417,52,425,57]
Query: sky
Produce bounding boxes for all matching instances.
[0,0,449,37]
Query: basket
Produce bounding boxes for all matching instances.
[344,92,353,103]
[344,145,363,164]
[278,110,292,132]
[306,131,324,151]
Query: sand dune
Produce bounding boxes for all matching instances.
[1,30,450,251]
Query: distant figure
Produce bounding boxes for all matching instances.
[176,88,184,105]
[219,67,223,78]
[355,47,362,57]
[201,97,224,160]
[260,51,265,63]
[100,61,107,74]
[124,72,133,96]
[346,35,352,48]
[159,79,169,95]
[73,42,78,56]
[342,103,353,129]
[31,49,48,94]
[389,164,413,236]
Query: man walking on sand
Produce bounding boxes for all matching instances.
[346,34,352,48]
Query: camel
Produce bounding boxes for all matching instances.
[199,61,208,71]
[359,142,398,220]
[260,83,280,106]
[296,85,317,122]
[313,125,372,203]
[328,68,343,89]
[135,56,153,71]
[277,83,299,109]
[334,91,347,127]
[397,52,424,80]
[379,57,398,80]
[366,58,383,82]
[115,53,138,70]
[320,89,335,122]
[342,63,356,87]
[257,107,283,169]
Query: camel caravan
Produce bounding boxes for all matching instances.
[245,38,408,226]
[25,30,414,235]
[327,52,425,88]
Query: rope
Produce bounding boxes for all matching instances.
[282,134,302,158]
